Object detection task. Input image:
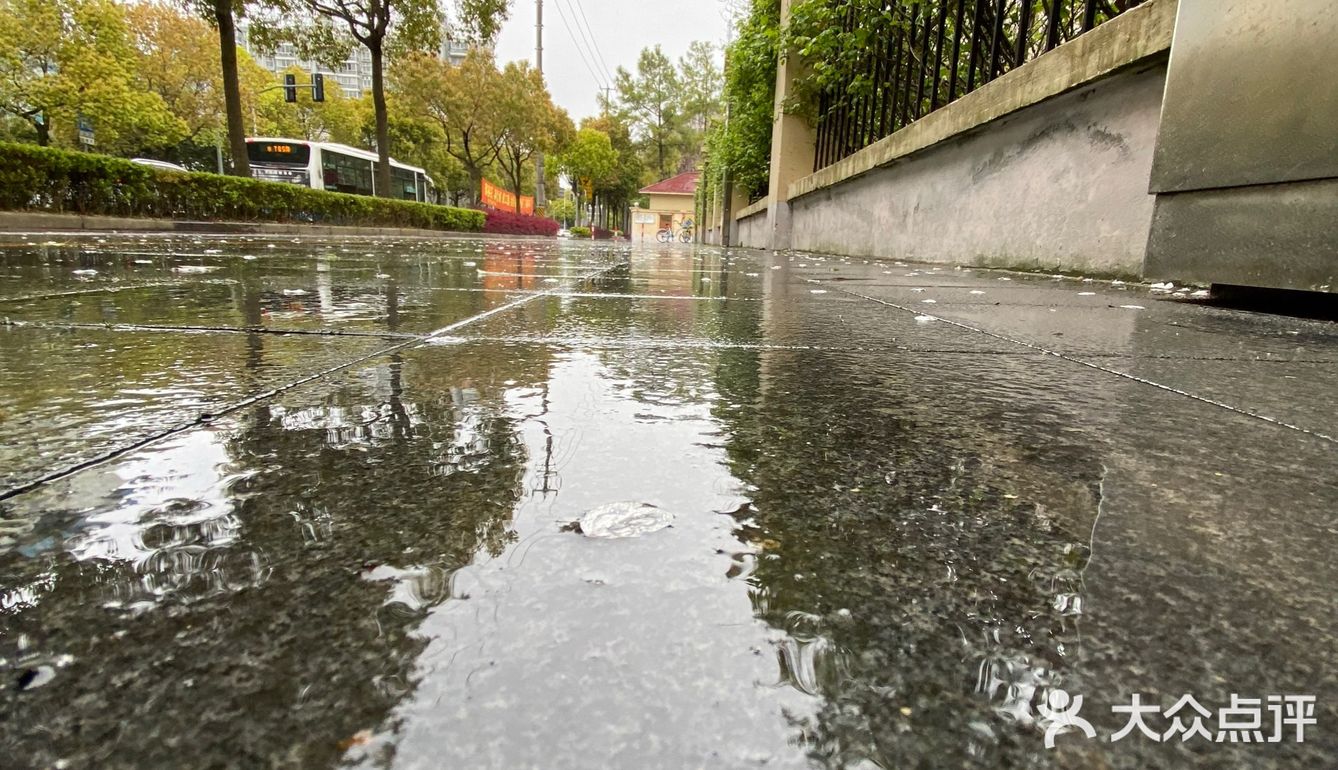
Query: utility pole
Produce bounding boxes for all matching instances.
[534,0,546,211]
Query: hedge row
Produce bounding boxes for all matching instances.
[0,142,484,233]
[482,207,559,237]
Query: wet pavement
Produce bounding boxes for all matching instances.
[1,233,1337,769]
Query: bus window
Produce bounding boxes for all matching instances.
[322,150,373,196]
[391,167,417,201]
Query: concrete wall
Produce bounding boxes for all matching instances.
[735,210,770,250]
[787,63,1166,276]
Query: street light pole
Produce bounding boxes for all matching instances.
[534,0,546,211]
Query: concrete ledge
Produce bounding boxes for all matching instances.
[788,0,1177,202]
[735,197,769,222]
[0,211,490,240]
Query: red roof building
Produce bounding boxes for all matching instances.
[639,171,701,196]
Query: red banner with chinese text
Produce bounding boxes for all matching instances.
[481,178,534,215]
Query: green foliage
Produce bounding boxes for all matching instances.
[392,49,505,202]
[568,226,590,239]
[0,0,186,149]
[679,41,724,135]
[610,41,723,183]
[705,0,779,201]
[611,45,683,181]
[493,60,574,213]
[547,195,575,226]
[0,142,483,231]
[556,128,617,188]
[580,114,643,213]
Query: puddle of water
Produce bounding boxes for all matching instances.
[1,238,1336,768]
[0,326,389,491]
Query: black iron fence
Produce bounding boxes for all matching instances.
[813,0,1145,171]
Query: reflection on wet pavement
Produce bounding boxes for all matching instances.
[2,235,1337,768]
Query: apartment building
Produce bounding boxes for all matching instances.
[238,26,472,99]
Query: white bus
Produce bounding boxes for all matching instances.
[245,138,437,203]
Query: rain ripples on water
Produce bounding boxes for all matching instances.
[1,234,1336,768]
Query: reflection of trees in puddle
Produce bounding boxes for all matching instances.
[0,350,538,767]
[711,347,1105,767]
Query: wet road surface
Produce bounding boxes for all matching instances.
[1,233,1337,768]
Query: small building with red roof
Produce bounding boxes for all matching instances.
[632,171,700,243]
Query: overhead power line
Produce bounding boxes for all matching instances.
[567,0,615,85]
[551,0,607,90]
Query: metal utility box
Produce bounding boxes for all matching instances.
[1144,0,1338,292]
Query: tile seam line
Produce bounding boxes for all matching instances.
[830,284,1338,446]
[444,335,1337,361]
[0,279,241,303]
[3,320,422,340]
[0,264,621,503]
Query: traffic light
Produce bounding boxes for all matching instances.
[283,74,297,103]
[311,73,325,103]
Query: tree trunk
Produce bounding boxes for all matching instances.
[370,44,393,198]
[468,166,484,206]
[510,157,522,214]
[215,0,249,177]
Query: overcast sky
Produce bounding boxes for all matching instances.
[492,0,732,122]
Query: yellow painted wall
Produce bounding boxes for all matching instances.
[632,193,696,243]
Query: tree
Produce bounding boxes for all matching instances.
[0,0,185,148]
[184,0,259,176]
[125,2,275,162]
[556,127,616,227]
[547,195,575,227]
[254,66,368,142]
[494,61,573,213]
[612,45,682,181]
[392,49,505,204]
[581,113,643,231]
[678,41,723,135]
[274,0,509,197]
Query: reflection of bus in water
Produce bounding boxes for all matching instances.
[245,138,436,203]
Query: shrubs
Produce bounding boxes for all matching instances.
[0,142,484,233]
[569,226,591,238]
[482,207,560,237]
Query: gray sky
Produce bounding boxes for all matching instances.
[492,0,731,121]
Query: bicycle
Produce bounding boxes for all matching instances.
[656,218,695,244]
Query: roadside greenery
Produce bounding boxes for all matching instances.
[482,208,559,237]
[703,0,780,204]
[392,49,572,211]
[609,41,723,183]
[0,0,185,149]
[0,142,483,231]
[0,0,717,229]
[255,0,509,196]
